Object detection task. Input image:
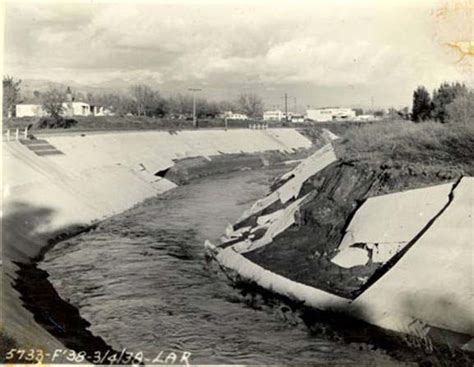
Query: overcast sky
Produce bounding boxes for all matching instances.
[3,0,473,109]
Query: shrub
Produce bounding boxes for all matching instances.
[446,91,474,125]
[36,116,78,129]
[432,82,467,123]
[335,119,474,169]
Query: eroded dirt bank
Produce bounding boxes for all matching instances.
[162,149,310,185]
[244,160,460,298]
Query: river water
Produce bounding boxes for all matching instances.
[41,167,396,365]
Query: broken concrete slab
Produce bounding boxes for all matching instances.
[277,144,337,204]
[352,177,474,337]
[214,247,350,311]
[331,182,454,268]
[339,182,453,251]
[233,193,310,254]
[331,247,371,268]
[239,144,337,221]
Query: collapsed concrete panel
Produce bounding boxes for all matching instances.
[338,183,453,250]
[232,193,310,254]
[351,177,474,338]
[332,183,454,268]
[239,144,337,221]
[205,242,350,312]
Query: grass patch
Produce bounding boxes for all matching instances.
[3,115,283,132]
[332,120,474,173]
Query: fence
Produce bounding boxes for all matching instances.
[3,127,29,141]
[248,123,269,130]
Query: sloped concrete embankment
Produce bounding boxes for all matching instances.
[2,128,312,357]
[205,143,473,355]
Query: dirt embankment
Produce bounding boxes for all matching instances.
[163,149,317,185]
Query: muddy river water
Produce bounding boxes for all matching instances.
[41,167,396,365]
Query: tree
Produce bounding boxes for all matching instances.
[167,94,193,116]
[90,93,133,115]
[196,99,220,118]
[236,93,263,118]
[3,75,21,118]
[432,82,467,123]
[149,92,169,117]
[129,84,157,116]
[218,100,236,114]
[42,88,65,119]
[446,91,474,125]
[412,86,432,122]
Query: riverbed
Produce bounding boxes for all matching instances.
[40,167,396,365]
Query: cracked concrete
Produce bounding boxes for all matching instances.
[331,182,454,268]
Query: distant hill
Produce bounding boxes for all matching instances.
[19,79,121,103]
[17,77,224,104]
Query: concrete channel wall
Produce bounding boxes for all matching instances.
[1,128,312,353]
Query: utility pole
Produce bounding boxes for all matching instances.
[284,93,288,122]
[294,97,297,114]
[188,87,202,128]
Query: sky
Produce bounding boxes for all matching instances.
[3,0,473,110]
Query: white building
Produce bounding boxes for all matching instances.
[263,110,298,122]
[291,115,305,123]
[15,104,48,118]
[15,102,111,118]
[263,110,284,121]
[63,102,90,116]
[354,114,377,122]
[221,111,249,120]
[306,108,356,122]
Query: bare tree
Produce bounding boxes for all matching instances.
[218,100,236,113]
[167,94,193,116]
[236,93,263,118]
[42,88,65,119]
[129,84,157,116]
[3,75,22,118]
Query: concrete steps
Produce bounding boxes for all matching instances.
[20,139,64,156]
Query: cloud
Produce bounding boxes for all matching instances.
[3,1,472,107]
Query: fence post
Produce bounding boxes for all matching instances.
[15,128,19,141]
[24,127,28,139]
[6,129,10,141]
